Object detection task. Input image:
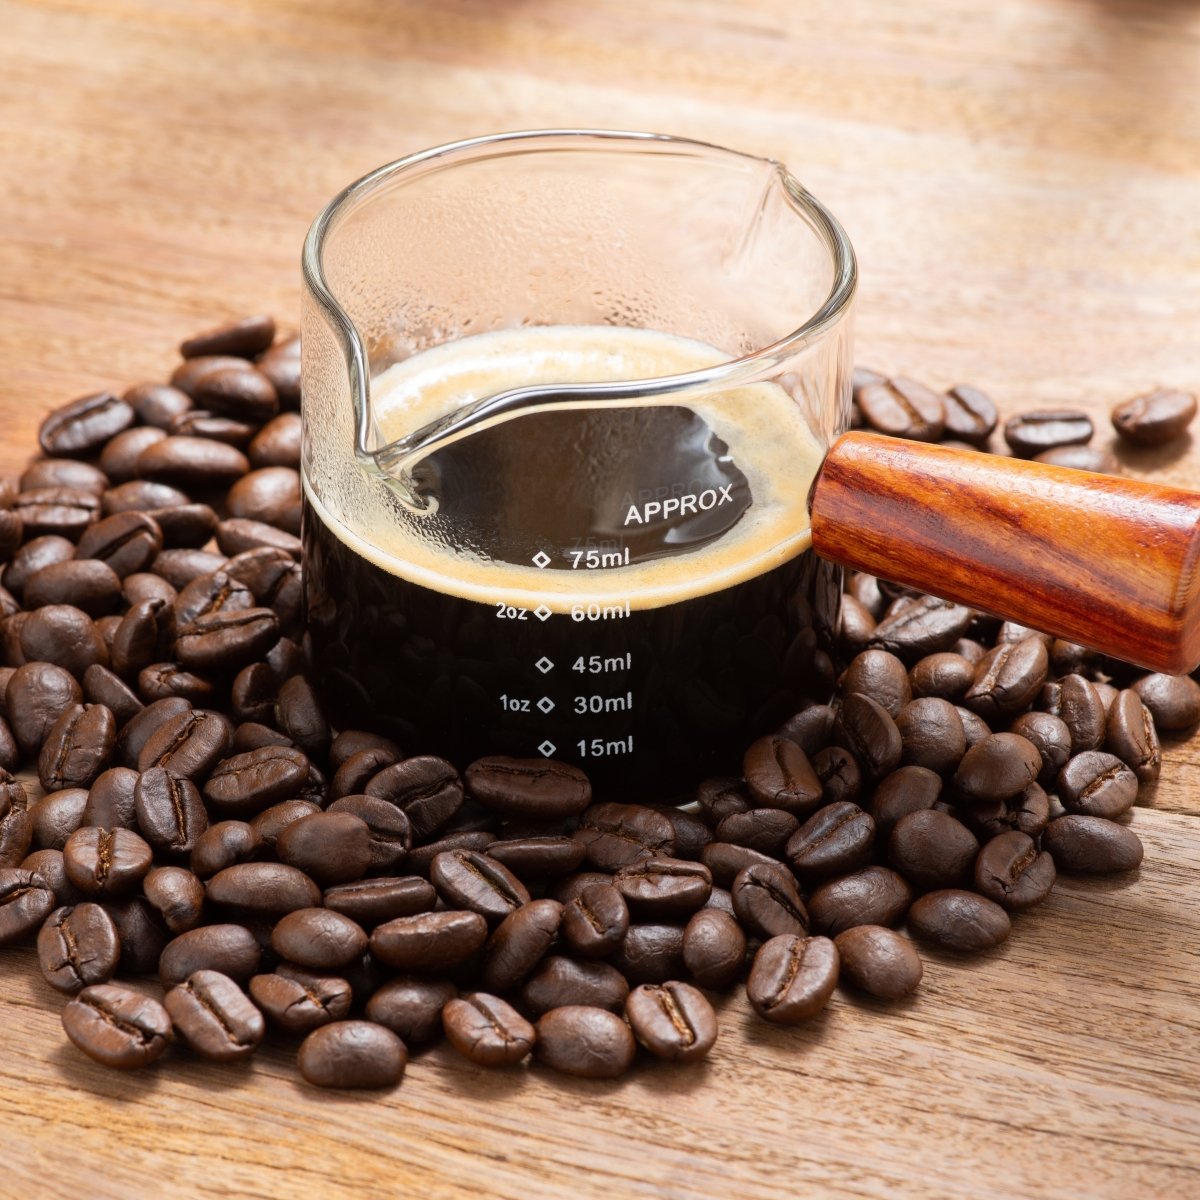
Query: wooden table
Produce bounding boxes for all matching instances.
[2,1,1199,1196]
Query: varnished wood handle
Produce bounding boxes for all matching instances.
[810,432,1200,674]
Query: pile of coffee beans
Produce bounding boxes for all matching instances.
[0,318,1196,1090]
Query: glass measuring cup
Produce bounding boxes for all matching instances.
[301,129,1200,795]
[301,130,856,790]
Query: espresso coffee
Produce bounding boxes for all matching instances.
[302,327,835,790]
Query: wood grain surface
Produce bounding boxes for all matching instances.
[2,1,1200,1197]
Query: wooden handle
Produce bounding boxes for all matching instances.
[810,432,1200,674]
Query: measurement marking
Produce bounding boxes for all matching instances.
[572,653,631,674]
[537,697,555,714]
[534,604,553,622]
[570,600,631,622]
[538,740,557,758]
[576,735,634,758]
[568,547,631,569]
[535,656,555,674]
[574,691,633,714]
[532,550,551,569]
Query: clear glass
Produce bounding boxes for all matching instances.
[301,129,856,793]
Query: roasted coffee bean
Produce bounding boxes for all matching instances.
[442,993,536,1067]
[742,735,823,814]
[1132,672,1200,731]
[215,517,301,559]
[181,314,276,360]
[103,480,190,517]
[159,922,262,987]
[123,381,193,428]
[248,411,302,468]
[63,827,152,896]
[576,802,675,870]
[170,354,252,397]
[257,338,301,408]
[137,436,249,488]
[227,467,301,533]
[189,364,279,422]
[834,925,922,1000]
[206,862,321,916]
[81,766,139,830]
[0,805,34,867]
[29,788,89,850]
[229,662,277,725]
[613,857,712,918]
[857,377,944,441]
[13,486,101,540]
[1057,751,1139,819]
[480,898,563,992]
[560,883,629,959]
[0,868,56,942]
[894,697,966,776]
[838,649,911,717]
[21,849,83,906]
[168,410,255,445]
[103,894,168,973]
[265,673,324,754]
[428,849,530,922]
[37,901,120,993]
[1053,674,1107,752]
[176,607,280,673]
[974,831,1056,910]
[1009,711,1073,787]
[366,976,456,1046]
[909,652,975,702]
[681,908,746,989]
[955,705,992,750]
[888,809,979,891]
[832,692,902,782]
[869,596,974,662]
[609,923,686,985]
[777,704,837,757]
[271,908,368,971]
[369,910,488,970]
[164,968,264,1062]
[4,534,75,597]
[1004,409,1093,457]
[626,981,716,1062]
[1111,387,1197,445]
[298,1020,407,1090]
[20,459,107,496]
[1104,689,1161,782]
[39,392,134,458]
[173,569,255,628]
[942,384,997,446]
[964,638,1048,721]
[811,746,862,807]
[838,594,876,651]
[363,755,462,840]
[907,889,1011,953]
[326,795,412,871]
[98,426,166,483]
[1042,814,1144,874]
[138,708,232,781]
[807,866,912,936]
[149,502,219,549]
[746,933,839,1023]
[328,728,402,771]
[202,745,311,815]
[786,801,875,882]
[730,862,808,939]
[82,665,142,727]
[20,605,107,677]
[111,598,174,679]
[140,662,216,708]
[484,836,586,880]
[1034,445,1119,473]
[134,767,207,854]
[190,820,261,879]
[265,811,371,888]
[464,756,591,820]
[695,776,752,824]
[0,715,15,773]
[535,1005,635,1079]
[26,559,122,615]
[328,746,399,800]
[114,697,189,768]
[959,781,1050,841]
[248,799,320,849]
[699,841,782,888]
[0,511,21,563]
[715,808,799,857]
[37,703,115,792]
[62,983,171,1069]
[952,733,1041,802]
[250,965,352,1033]
[143,865,206,933]
[323,876,436,930]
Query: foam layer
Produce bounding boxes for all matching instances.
[303,326,826,611]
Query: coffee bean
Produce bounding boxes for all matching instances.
[429,850,530,922]
[81,766,139,830]
[134,767,208,854]
[39,392,135,458]
[909,652,975,702]
[0,868,57,942]
[1104,689,1161,783]
[138,708,232,781]
[63,827,152,896]
[907,889,1012,953]
[560,883,629,959]
[681,908,745,989]
[36,902,120,993]
[21,849,82,906]
[298,1020,407,1090]
[955,705,993,750]
[893,697,966,776]
[176,607,280,673]
[833,692,902,782]
[150,502,219,549]
[258,812,369,889]
[888,809,979,891]
[1057,751,1139,819]
[576,802,675,870]
[974,831,1056,910]
[1034,445,1119,473]
[62,983,171,1069]
[441,993,536,1067]
[626,981,716,1062]
[250,965,352,1033]
[609,858,710,920]
[110,598,174,679]
[1042,814,1144,874]
[366,977,456,1047]
[318,880,433,937]
[839,650,912,719]
[0,510,21,563]
[777,704,837,757]
[189,820,261,879]
[534,1005,635,1079]
[731,862,808,939]
[123,382,193,429]
[159,922,262,987]
[160,969,263,1063]
[609,923,686,985]
[1111,387,1197,446]
[20,460,107,496]
[869,596,974,662]
[480,899,563,991]
[518,956,629,1017]
[248,412,302,469]
[257,337,301,407]
[189,364,279,423]
[834,925,922,1000]
[963,638,1048,721]
[143,865,206,933]
[700,841,782,888]
[136,435,250,489]
[35,703,115,792]
[20,605,108,677]
[4,535,75,598]
[271,908,368,971]
[103,480,191,518]
[785,800,875,884]
[464,756,591,820]
[178,314,275,360]
[746,933,839,1023]
[1052,674,1107,752]
[484,836,586,881]
[811,746,862,808]
[838,593,876,651]
[29,788,89,851]
[369,910,488,970]
[325,795,413,871]
[694,776,752,824]
[959,781,1050,840]
[1008,711,1073,787]
[202,745,311,816]
[942,384,997,446]
[0,805,34,868]
[807,866,912,936]
[81,665,142,729]
[952,733,1041,802]
[206,862,321,916]
[857,377,945,441]
[1132,672,1200,732]
[26,559,123,615]
[715,808,799,857]
[1004,409,1093,457]
[13,486,102,540]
